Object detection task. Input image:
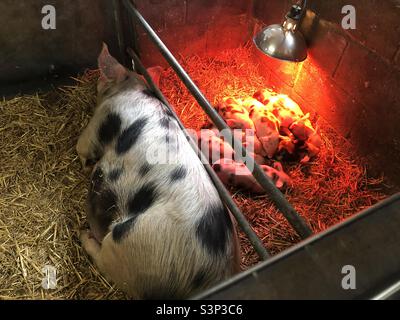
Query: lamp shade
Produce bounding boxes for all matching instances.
[254,24,307,62]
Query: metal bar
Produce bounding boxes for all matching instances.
[299,0,308,19]
[123,0,313,239]
[371,280,400,300]
[127,48,270,261]
[111,0,129,67]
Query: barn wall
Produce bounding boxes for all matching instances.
[0,0,121,95]
[134,0,254,67]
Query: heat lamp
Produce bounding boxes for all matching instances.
[254,0,308,62]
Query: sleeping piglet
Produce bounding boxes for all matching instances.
[215,97,255,130]
[76,44,240,299]
[212,159,292,193]
[244,98,281,159]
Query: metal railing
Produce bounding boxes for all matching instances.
[127,48,270,260]
[117,0,313,260]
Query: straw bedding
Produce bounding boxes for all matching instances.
[0,47,388,299]
[159,46,389,267]
[0,72,126,299]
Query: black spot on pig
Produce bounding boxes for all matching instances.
[139,162,153,177]
[196,204,233,256]
[116,117,148,155]
[128,183,158,215]
[98,113,121,145]
[160,116,170,128]
[160,105,179,130]
[112,183,158,242]
[112,217,137,242]
[109,167,123,182]
[170,165,187,182]
[165,107,174,118]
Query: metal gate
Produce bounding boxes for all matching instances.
[113,0,313,262]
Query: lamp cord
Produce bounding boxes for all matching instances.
[300,0,307,17]
[299,0,307,8]
[294,0,307,20]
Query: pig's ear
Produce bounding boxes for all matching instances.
[146,66,163,87]
[98,43,128,83]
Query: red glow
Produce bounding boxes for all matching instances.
[253,44,337,121]
[215,88,321,162]
[159,46,334,132]
[159,47,387,259]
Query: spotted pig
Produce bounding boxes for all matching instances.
[76,44,240,299]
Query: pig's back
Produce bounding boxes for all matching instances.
[98,90,225,222]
